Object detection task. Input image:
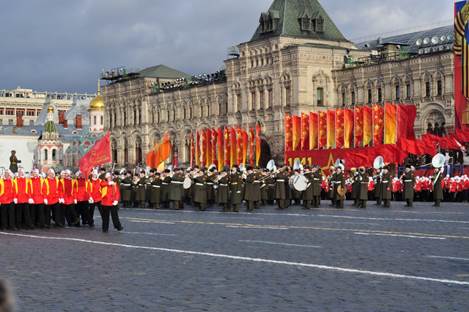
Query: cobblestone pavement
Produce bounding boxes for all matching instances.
[1,201,469,311]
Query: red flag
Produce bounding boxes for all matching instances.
[344,109,354,149]
[318,111,327,149]
[326,110,336,149]
[230,127,237,167]
[363,106,372,147]
[217,128,224,171]
[397,104,417,139]
[236,128,243,165]
[255,123,261,167]
[190,133,195,168]
[372,104,384,145]
[249,128,255,167]
[335,109,344,149]
[284,114,293,161]
[301,113,309,150]
[292,115,301,151]
[206,129,213,166]
[224,128,230,167]
[354,106,363,148]
[309,113,318,150]
[196,131,201,167]
[79,132,112,174]
[242,129,248,165]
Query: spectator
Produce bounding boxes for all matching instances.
[426,122,434,134]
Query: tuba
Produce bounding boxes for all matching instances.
[373,156,384,170]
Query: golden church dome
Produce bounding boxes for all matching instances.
[89,94,105,111]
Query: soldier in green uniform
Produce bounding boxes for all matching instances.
[193,170,208,211]
[229,167,243,212]
[145,170,155,208]
[357,167,369,208]
[432,168,444,207]
[374,169,383,206]
[311,166,323,208]
[328,166,336,207]
[380,166,392,208]
[161,169,172,209]
[217,169,230,212]
[275,167,290,210]
[402,166,415,207]
[302,167,314,209]
[332,166,345,209]
[9,150,21,174]
[206,168,217,207]
[169,168,185,210]
[150,172,162,209]
[120,171,133,208]
[290,169,303,206]
[135,171,147,208]
[350,168,359,207]
[260,169,273,206]
[244,166,261,212]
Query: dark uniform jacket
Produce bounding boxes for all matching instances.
[193,175,208,204]
[229,173,243,205]
[244,172,261,202]
[150,177,162,204]
[351,173,360,200]
[332,172,345,201]
[403,172,415,200]
[358,173,369,200]
[380,172,392,200]
[432,171,444,200]
[217,174,230,204]
[275,172,290,200]
[120,176,133,202]
[169,173,185,201]
[261,174,275,202]
[135,177,147,202]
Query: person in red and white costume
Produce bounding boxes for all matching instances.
[75,171,90,226]
[15,168,34,229]
[87,170,102,227]
[60,170,79,227]
[29,169,46,228]
[0,169,17,230]
[100,172,123,233]
[43,168,61,228]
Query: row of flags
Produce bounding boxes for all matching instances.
[285,103,417,154]
[190,124,262,171]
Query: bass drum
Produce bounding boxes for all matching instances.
[289,175,309,192]
[183,177,192,190]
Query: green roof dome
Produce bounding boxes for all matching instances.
[44,120,57,133]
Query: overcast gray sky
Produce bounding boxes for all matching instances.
[0,0,452,93]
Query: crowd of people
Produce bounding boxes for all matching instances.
[0,167,123,233]
[117,163,469,212]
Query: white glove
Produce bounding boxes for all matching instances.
[13,198,18,204]
[89,198,94,204]
[28,198,34,204]
[59,198,64,204]
[113,201,118,206]
[109,181,115,186]
[74,199,77,204]
[44,199,48,205]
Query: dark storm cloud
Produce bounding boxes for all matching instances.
[0,0,451,93]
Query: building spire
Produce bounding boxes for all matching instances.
[97,79,101,96]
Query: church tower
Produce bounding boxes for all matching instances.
[36,105,63,169]
[89,80,105,133]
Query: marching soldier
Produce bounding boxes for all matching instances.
[206,167,217,207]
[275,167,290,210]
[61,170,80,227]
[328,166,336,207]
[161,169,172,209]
[261,170,275,206]
[302,167,314,209]
[146,170,155,208]
[193,169,208,211]
[290,169,303,206]
[402,166,415,207]
[217,169,230,212]
[381,166,392,208]
[350,168,359,207]
[311,166,323,208]
[374,168,383,206]
[357,167,368,208]
[135,171,147,208]
[120,171,133,208]
[432,168,444,207]
[229,167,243,212]
[169,168,185,210]
[332,166,345,209]
[244,166,261,212]
[149,172,162,209]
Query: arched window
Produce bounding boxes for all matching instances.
[93,116,97,125]
[52,149,57,161]
[101,116,104,126]
[44,149,48,161]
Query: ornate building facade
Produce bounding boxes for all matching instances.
[104,0,459,167]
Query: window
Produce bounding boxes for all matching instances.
[251,91,256,110]
[0,108,4,115]
[101,116,104,126]
[27,109,35,116]
[0,120,2,125]
[6,108,14,115]
[236,93,242,112]
[425,81,431,97]
[44,149,48,161]
[367,89,372,104]
[437,80,442,96]
[395,85,400,102]
[285,86,291,107]
[29,120,34,126]
[52,149,57,161]
[93,116,97,125]
[351,91,356,106]
[378,88,383,103]
[8,119,13,125]
[406,83,411,99]
[316,87,324,106]
[268,89,273,109]
[316,16,324,33]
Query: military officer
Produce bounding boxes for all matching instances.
[275,167,290,210]
[150,172,162,209]
[381,166,392,208]
[402,166,415,207]
[244,166,261,212]
[217,169,230,212]
[350,168,359,207]
[169,168,185,210]
[193,170,208,211]
[357,167,368,208]
[332,166,345,209]
[135,170,147,208]
[432,168,444,207]
[302,166,314,209]
[229,167,243,212]
[120,171,133,208]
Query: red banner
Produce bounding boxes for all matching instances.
[335,109,344,149]
[384,103,397,144]
[292,115,301,151]
[255,123,261,167]
[196,131,201,167]
[190,133,195,168]
[326,110,336,149]
[455,1,469,129]
[206,128,213,166]
[230,128,237,167]
[212,129,217,168]
[309,113,318,150]
[318,111,327,149]
[79,132,112,174]
[372,104,384,145]
[344,109,354,149]
[236,128,243,165]
[249,128,255,167]
[284,114,293,159]
[363,106,372,147]
[217,128,224,171]
[354,106,363,148]
[242,129,248,165]
[224,128,230,167]
[397,104,417,139]
[301,113,309,150]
